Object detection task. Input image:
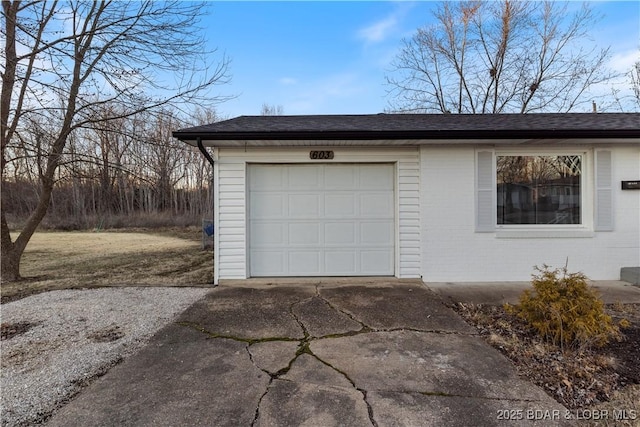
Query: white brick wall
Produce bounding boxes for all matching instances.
[420,145,640,281]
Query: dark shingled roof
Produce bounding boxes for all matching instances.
[173,113,640,144]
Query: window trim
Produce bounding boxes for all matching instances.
[475,148,596,234]
[495,229,595,239]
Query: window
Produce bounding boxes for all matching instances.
[477,150,613,233]
[496,155,582,225]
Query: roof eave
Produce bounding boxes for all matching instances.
[173,129,640,145]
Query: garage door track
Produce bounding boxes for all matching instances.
[47,282,570,426]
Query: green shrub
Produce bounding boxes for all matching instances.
[506,265,626,350]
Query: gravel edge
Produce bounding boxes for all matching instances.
[1,287,210,427]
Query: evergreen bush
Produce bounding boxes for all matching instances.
[506,265,628,350]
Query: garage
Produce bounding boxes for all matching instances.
[174,113,638,284]
[248,163,395,276]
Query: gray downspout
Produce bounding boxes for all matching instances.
[196,137,216,284]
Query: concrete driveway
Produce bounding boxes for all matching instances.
[47,280,570,426]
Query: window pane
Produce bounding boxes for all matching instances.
[497,156,581,225]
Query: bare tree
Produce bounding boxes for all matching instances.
[1,1,230,281]
[143,110,185,212]
[386,1,616,113]
[631,60,640,110]
[260,103,284,115]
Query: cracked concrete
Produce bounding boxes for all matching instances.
[291,295,362,338]
[248,341,300,375]
[255,354,372,427]
[47,281,573,426]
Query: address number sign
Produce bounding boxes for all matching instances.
[309,150,334,160]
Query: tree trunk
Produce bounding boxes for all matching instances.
[1,247,21,282]
[1,210,21,281]
[1,176,54,282]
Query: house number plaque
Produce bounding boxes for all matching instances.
[310,150,334,160]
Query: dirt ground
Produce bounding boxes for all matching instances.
[453,302,640,426]
[1,227,213,303]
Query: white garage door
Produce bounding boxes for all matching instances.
[248,163,395,276]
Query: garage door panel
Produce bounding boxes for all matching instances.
[324,222,356,244]
[360,165,394,189]
[249,164,394,276]
[289,251,321,274]
[251,193,284,218]
[324,165,356,188]
[250,165,284,190]
[360,222,393,244]
[251,222,285,246]
[325,194,356,216]
[251,251,285,275]
[361,250,393,273]
[289,165,320,188]
[360,193,394,216]
[289,223,320,245]
[325,251,356,273]
[288,194,320,216]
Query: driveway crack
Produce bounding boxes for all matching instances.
[316,327,373,340]
[251,376,273,427]
[288,300,311,340]
[249,339,311,425]
[307,350,378,427]
[176,321,299,344]
[316,290,372,331]
[378,327,471,335]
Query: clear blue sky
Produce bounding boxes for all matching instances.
[202,1,639,117]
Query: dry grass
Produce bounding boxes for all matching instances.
[1,227,213,302]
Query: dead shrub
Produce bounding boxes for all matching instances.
[506,265,628,351]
